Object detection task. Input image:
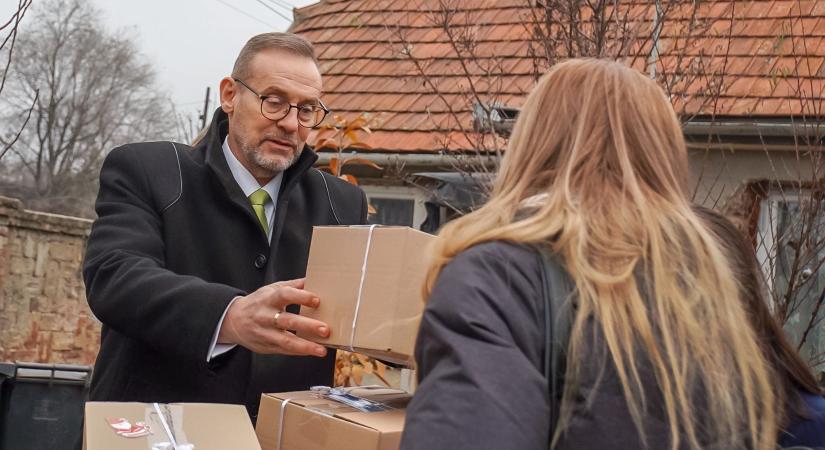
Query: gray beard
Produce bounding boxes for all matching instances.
[242,144,299,174]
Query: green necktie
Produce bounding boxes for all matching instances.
[249,189,270,236]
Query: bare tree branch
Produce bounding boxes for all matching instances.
[0,88,37,160]
[0,0,176,216]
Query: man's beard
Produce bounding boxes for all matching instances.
[244,145,299,173]
[240,136,300,174]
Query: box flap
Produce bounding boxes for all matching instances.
[334,409,406,433]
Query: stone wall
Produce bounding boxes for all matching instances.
[0,196,98,365]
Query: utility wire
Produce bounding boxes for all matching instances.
[215,0,278,28]
[264,0,295,12]
[253,0,292,22]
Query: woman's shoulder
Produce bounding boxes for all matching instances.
[447,240,542,272]
[800,392,825,416]
[781,392,825,448]
[431,240,546,314]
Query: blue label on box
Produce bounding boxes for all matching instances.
[324,390,390,413]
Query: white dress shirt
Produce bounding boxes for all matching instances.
[207,137,284,361]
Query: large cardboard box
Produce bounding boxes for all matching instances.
[299,226,435,365]
[84,402,261,450]
[256,388,410,450]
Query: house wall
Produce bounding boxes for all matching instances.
[354,148,814,221]
[0,196,98,365]
[689,148,814,209]
[0,148,811,367]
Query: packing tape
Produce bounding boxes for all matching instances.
[349,224,378,352]
[274,387,408,450]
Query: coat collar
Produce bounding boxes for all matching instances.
[200,108,319,205]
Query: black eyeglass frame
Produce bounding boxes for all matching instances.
[233,77,330,128]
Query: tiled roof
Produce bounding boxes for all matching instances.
[292,0,825,153]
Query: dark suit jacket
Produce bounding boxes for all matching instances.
[82,108,367,419]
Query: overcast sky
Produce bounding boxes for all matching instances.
[83,0,317,119]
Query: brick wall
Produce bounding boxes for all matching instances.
[0,196,98,365]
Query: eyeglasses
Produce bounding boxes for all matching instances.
[233,78,330,128]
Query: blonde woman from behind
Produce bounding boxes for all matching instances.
[399,59,779,450]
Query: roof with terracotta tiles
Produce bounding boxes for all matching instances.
[291,0,825,153]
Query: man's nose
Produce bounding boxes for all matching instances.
[276,107,300,133]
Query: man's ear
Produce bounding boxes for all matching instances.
[219,77,236,114]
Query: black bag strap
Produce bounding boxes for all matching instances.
[537,247,575,434]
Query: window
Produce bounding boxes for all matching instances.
[757,192,825,369]
[361,185,427,229]
[369,198,415,226]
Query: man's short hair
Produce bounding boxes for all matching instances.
[232,32,318,80]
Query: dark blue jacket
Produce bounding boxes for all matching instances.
[780,392,825,448]
[400,242,721,450]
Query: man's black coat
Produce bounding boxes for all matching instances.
[82,109,367,418]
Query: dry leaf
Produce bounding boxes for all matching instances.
[328,158,340,176]
[342,157,381,170]
[348,141,374,151]
[339,174,358,185]
[352,365,364,385]
[313,138,338,151]
[373,371,392,387]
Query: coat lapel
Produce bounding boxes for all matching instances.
[200,108,321,252]
[265,147,318,283]
[201,110,265,241]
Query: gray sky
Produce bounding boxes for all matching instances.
[85,0,317,120]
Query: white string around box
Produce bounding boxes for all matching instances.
[275,386,405,450]
[276,225,379,450]
[349,224,378,353]
[151,402,194,450]
[276,397,296,450]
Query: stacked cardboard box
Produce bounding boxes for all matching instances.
[84,402,261,450]
[256,387,410,450]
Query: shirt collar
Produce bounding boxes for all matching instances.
[222,136,282,200]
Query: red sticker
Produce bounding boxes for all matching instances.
[105,417,152,438]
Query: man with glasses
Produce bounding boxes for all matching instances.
[82,33,367,420]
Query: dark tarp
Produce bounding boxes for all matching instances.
[413,172,490,233]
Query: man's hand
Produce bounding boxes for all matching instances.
[217,278,330,357]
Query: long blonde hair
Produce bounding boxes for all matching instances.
[425,59,779,450]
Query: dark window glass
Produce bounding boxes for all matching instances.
[368,198,415,226]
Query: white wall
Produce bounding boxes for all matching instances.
[689,148,816,209]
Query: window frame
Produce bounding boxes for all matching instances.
[360,185,428,229]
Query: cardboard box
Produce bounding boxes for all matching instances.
[256,388,410,450]
[84,402,261,450]
[300,226,435,365]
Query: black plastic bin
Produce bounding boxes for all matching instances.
[0,363,14,413]
[0,362,92,450]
